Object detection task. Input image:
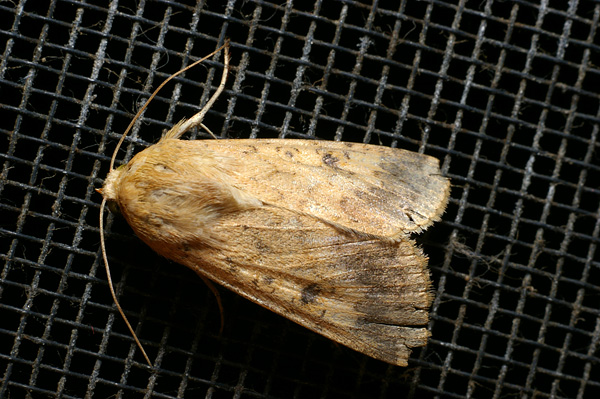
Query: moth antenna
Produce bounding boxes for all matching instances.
[100,42,230,367]
[99,198,153,367]
[166,39,230,140]
[109,40,230,171]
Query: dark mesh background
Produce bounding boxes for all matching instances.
[1,1,599,398]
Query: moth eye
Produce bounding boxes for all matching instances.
[107,200,121,215]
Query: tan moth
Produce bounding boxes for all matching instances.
[99,42,450,367]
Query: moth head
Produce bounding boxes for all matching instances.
[99,164,125,202]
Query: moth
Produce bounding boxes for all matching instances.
[99,42,450,367]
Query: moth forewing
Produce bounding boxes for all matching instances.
[141,138,450,239]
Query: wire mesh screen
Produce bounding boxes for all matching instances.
[1,0,599,398]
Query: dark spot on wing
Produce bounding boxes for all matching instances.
[254,239,271,253]
[154,163,173,173]
[263,276,274,285]
[378,159,419,180]
[322,153,339,167]
[301,283,321,304]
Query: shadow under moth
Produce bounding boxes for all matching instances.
[99,42,450,367]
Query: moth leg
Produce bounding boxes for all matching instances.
[168,40,230,140]
[194,271,225,334]
[199,122,217,139]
